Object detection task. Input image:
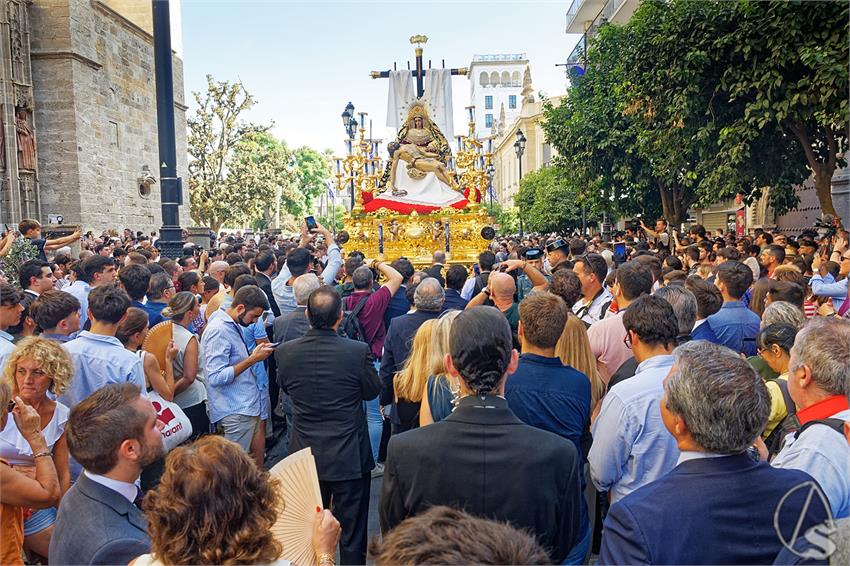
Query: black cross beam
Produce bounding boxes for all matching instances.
[370,35,467,99]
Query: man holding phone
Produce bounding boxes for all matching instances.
[272,219,342,315]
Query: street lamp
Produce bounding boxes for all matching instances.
[514,129,527,237]
[342,101,357,140]
[486,162,496,215]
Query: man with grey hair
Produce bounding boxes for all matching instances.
[425,250,447,286]
[273,273,321,346]
[773,317,850,519]
[600,340,828,564]
[380,277,445,434]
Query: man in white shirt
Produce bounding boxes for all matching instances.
[572,253,613,325]
[50,383,164,565]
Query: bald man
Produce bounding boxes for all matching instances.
[466,271,520,339]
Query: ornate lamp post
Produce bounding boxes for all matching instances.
[514,128,527,237]
[341,102,359,209]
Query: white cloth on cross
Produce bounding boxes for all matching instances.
[386,70,416,130]
[423,68,454,140]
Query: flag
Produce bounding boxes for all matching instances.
[325,180,335,201]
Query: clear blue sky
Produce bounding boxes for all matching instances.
[181,1,581,157]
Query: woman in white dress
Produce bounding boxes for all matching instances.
[0,337,73,559]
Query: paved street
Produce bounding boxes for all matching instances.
[265,418,384,554]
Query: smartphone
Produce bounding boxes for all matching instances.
[614,242,626,257]
[305,216,318,233]
[267,341,281,348]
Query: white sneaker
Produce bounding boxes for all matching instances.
[371,462,385,478]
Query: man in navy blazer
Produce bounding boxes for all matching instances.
[442,264,470,311]
[599,341,829,565]
[50,384,164,565]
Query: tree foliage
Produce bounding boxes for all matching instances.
[515,166,594,234]
[544,0,847,225]
[489,202,519,235]
[293,147,334,215]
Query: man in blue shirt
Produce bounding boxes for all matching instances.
[589,295,680,503]
[0,282,24,369]
[773,317,850,519]
[506,292,591,564]
[30,289,81,343]
[117,263,151,312]
[202,285,275,453]
[707,260,760,356]
[140,272,174,328]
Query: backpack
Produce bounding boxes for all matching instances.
[472,272,491,296]
[764,378,798,458]
[340,296,369,343]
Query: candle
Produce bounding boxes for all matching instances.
[335,159,341,174]
[488,139,493,153]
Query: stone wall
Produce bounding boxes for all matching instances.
[30,0,190,234]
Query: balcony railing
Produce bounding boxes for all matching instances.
[565,0,582,31]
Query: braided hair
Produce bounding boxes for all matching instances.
[449,307,513,395]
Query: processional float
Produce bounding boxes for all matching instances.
[336,35,495,267]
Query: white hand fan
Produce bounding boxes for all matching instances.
[269,447,323,566]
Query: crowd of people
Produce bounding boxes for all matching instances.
[0,215,849,565]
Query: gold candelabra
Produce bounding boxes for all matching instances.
[335,125,382,214]
[454,106,491,207]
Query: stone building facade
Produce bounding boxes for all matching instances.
[0,0,189,232]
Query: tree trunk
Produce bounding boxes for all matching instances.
[813,168,838,218]
[787,121,838,218]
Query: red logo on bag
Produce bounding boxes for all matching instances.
[151,400,176,426]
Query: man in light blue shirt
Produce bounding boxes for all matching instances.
[772,317,850,519]
[809,270,848,312]
[273,222,342,315]
[60,285,145,409]
[589,295,680,503]
[707,261,760,356]
[0,283,24,368]
[202,285,274,453]
[61,255,117,331]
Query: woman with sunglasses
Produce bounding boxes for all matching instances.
[162,291,209,441]
[756,322,798,442]
[0,380,61,565]
[0,337,72,560]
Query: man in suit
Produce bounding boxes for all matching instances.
[425,250,446,287]
[273,273,321,344]
[50,383,164,565]
[254,250,281,317]
[277,286,381,565]
[442,264,469,311]
[379,277,445,430]
[8,259,55,336]
[380,306,583,564]
[599,341,828,565]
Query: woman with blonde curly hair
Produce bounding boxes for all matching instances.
[136,435,340,566]
[0,337,73,559]
[393,319,436,434]
[419,310,460,426]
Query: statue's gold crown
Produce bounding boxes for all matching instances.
[406,101,430,122]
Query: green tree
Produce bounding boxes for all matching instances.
[317,202,347,233]
[515,166,592,234]
[293,147,334,214]
[489,202,519,235]
[716,0,849,217]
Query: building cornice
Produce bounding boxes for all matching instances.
[30,49,102,70]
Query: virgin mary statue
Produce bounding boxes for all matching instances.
[376,101,464,209]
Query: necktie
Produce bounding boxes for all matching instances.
[133,487,145,509]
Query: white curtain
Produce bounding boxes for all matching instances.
[423,68,454,140]
[386,70,416,130]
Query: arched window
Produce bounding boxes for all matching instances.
[512,71,521,86]
[479,71,489,86]
[490,71,500,86]
[501,71,510,85]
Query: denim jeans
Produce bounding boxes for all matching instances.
[562,521,591,565]
[365,359,383,463]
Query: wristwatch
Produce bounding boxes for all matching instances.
[482,287,490,296]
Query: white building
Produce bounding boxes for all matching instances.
[468,54,528,139]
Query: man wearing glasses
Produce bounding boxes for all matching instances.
[588,295,680,504]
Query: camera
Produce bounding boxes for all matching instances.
[812,215,837,240]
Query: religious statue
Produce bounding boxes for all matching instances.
[376,101,464,209]
[15,108,36,171]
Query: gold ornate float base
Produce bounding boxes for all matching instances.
[344,207,493,268]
